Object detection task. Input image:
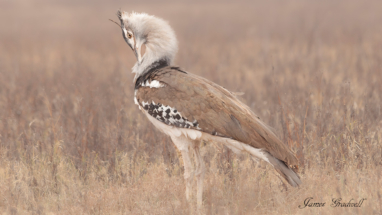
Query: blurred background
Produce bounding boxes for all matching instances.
[0,0,381,214]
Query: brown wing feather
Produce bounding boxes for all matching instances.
[135,66,299,167]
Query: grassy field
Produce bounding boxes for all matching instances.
[0,0,381,214]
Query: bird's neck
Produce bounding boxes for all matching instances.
[132,44,175,81]
[132,57,168,81]
[134,59,169,89]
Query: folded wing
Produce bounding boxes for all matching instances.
[135,66,299,168]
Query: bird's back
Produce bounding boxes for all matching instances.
[135,66,299,168]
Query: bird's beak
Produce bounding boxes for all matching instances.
[134,45,142,65]
[134,39,144,65]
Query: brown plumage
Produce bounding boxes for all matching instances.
[136,65,300,169]
[116,11,301,209]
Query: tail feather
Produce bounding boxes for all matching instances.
[266,153,302,187]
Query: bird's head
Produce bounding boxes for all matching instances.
[114,10,178,76]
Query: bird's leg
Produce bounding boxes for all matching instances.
[170,135,196,203]
[193,144,205,209]
[180,147,194,201]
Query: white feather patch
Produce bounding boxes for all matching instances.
[141,80,165,88]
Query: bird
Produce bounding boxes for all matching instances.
[113,10,302,209]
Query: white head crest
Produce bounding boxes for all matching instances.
[116,10,178,78]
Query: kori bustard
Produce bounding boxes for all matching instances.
[113,10,302,208]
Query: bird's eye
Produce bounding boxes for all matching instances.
[128,34,132,39]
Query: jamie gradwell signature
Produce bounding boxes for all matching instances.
[299,197,367,209]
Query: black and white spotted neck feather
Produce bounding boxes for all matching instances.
[134,59,168,89]
[134,59,186,89]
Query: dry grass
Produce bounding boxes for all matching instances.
[0,0,382,214]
